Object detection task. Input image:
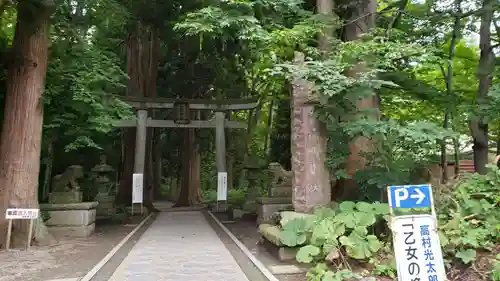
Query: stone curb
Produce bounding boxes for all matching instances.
[207,211,281,281]
[78,212,155,281]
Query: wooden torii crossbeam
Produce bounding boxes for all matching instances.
[116,96,258,203]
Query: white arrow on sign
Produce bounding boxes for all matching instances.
[409,188,425,204]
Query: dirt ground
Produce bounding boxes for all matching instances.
[218,214,307,281]
[0,216,145,281]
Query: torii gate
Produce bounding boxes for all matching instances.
[117,96,258,205]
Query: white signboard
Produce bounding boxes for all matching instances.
[5,208,39,220]
[132,173,144,203]
[217,172,228,201]
[391,215,446,281]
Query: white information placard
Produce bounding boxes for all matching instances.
[5,208,39,250]
[391,214,446,281]
[5,208,39,220]
[132,173,144,203]
[217,172,228,201]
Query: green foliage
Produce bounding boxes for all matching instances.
[492,254,500,281]
[202,188,246,207]
[44,42,132,150]
[350,120,455,199]
[279,202,389,280]
[437,165,500,265]
[307,264,363,281]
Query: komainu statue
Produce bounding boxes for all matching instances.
[268,162,292,187]
[52,165,84,192]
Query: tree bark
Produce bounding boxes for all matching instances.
[41,136,55,202]
[470,0,495,174]
[117,23,161,212]
[335,0,378,201]
[117,23,143,206]
[175,129,193,206]
[440,0,463,182]
[175,127,202,206]
[0,0,55,248]
[142,27,160,212]
[153,135,163,200]
[116,129,135,205]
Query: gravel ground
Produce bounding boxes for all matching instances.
[0,215,146,281]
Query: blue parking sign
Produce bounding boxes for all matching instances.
[387,184,433,209]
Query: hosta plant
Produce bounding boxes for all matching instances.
[279,201,390,279]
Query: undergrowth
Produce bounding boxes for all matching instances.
[279,165,500,281]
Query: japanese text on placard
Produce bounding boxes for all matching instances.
[403,223,421,280]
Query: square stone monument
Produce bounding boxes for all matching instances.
[40,165,98,237]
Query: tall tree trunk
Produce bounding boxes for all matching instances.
[41,136,55,202]
[336,0,378,201]
[142,27,160,212]
[470,0,495,174]
[189,133,202,203]
[264,96,276,159]
[440,0,463,182]
[153,135,163,200]
[175,109,202,206]
[117,23,161,213]
[116,23,143,206]
[175,129,194,206]
[116,130,135,205]
[143,127,158,212]
[0,0,55,248]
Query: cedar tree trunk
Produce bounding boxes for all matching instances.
[0,0,55,248]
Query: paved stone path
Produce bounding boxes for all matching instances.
[107,211,249,281]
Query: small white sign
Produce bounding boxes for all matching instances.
[132,173,144,203]
[391,214,446,281]
[5,208,39,220]
[217,172,228,201]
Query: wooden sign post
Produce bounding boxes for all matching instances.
[5,208,39,250]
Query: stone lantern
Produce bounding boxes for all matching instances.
[243,156,266,212]
[92,155,116,218]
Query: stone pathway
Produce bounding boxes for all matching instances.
[107,211,250,281]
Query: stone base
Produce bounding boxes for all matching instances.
[126,205,148,215]
[256,197,293,224]
[48,223,95,238]
[210,201,228,213]
[40,202,98,238]
[232,209,244,220]
[259,223,299,261]
[49,191,82,204]
[44,209,96,226]
[95,195,115,218]
[242,202,258,214]
[260,236,299,261]
[270,186,292,197]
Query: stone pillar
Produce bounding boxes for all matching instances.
[215,111,227,210]
[290,52,331,213]
[134,109,148,175]
[215,111,226,173]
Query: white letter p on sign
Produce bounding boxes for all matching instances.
[394,188,408,208]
